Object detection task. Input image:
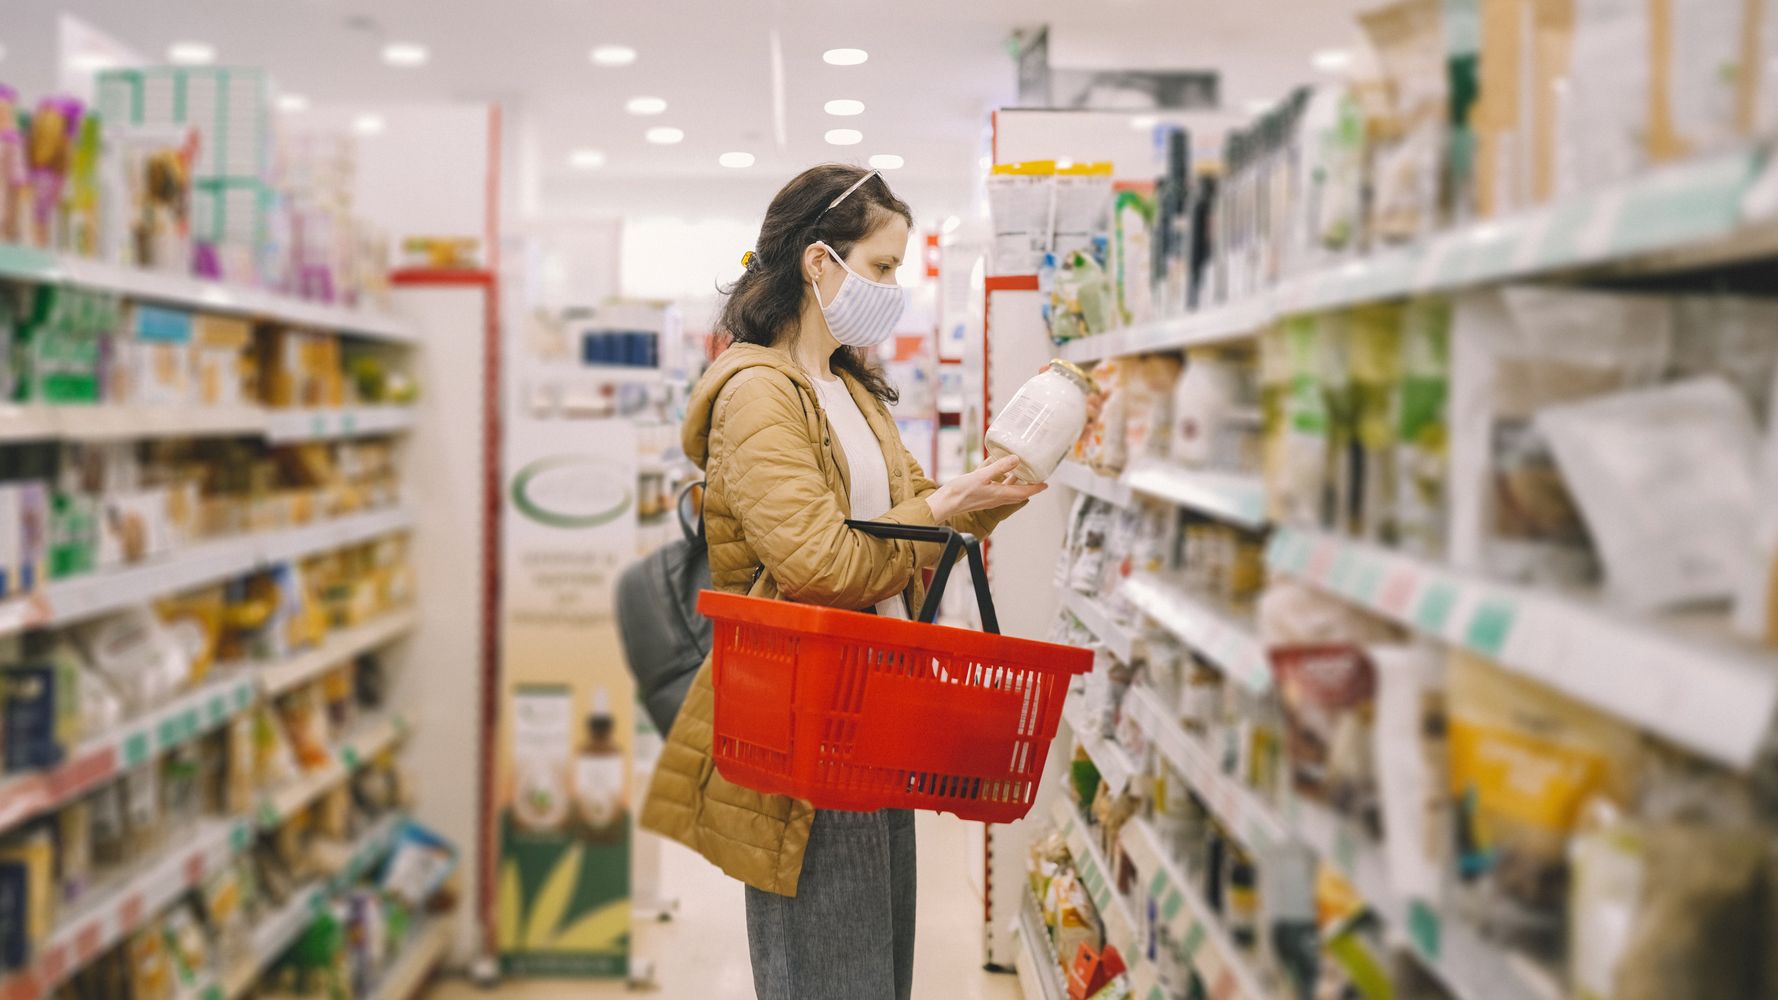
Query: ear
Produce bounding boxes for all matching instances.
[802,242,828,284]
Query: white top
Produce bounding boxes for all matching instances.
[813,374,908,619]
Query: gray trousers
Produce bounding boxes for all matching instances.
[745,808,917,1000]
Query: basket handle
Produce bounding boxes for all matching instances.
[844,520,1000,634]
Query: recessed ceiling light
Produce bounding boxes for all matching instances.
[589,45,637,67]
[626,96,667,116]
[942,215,961,234]
[823,48,868,66]
[824,99,865,117]
[167,41,216,65]
[353,114,386,136]
[645,126,684,145]
[68,53,116,73]
[569,148,607,169]
[276,94,310,113]
[719,151,755,169]
[825,128,862,146]
[868,153,903,170]
[382,42,428,67]
[1244,98,1272,115]
[1312,48,1352,72]
[1128,114,1158,131]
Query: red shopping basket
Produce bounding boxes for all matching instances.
[703,520,1093,823]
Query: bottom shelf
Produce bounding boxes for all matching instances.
[1015,888,1068,1000]
[368,919,453,1000]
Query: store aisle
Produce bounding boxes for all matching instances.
[425,811,1020,999]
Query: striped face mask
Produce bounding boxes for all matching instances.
[811,241,908,348]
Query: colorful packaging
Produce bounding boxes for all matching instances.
[1270,645,1380,832]
[0,827,54,972]
[1448,652,1641,955]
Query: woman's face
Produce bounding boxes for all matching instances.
[810,215,910,305]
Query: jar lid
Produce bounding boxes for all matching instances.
[1048,359,1098,395]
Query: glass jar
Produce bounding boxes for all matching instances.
[984,359,1096,483]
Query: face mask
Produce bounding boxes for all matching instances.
[811,241,908,348]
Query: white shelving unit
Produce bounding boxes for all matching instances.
[1061,590,1136,665]
[1062,697,1137,796]
[1267,527,1778,771]
[1118,816,1273,1000]
[1122,462,1268,531]
[1121,575,1271,695]
[0,817,251,999]
[258,610,420,696]
[0,237,438,1000]
[1058,145,1775,365]
[1053,460,1132,508]
[222,813,409,998]
[258,714,408,828]
[1052,799,1141,975]
[0,673,256,832]
[1014,889,1069,1000]
[0,245,416,344]
[0,505,415,637]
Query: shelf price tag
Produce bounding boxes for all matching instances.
[122,732,151,769]
[1408,899,1441,960]
[1411,581,1458,634]
[208,696,227,725]
[1378,569,1419,616]
[1181,921,1206,960]
[1465,599,1517,659]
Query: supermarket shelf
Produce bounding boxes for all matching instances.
[0,244,417,344]
[1061,589,1135,664]
[0,817,252,1000]
[1118,817,1272,1000]
[367,919,453,1000]
[0,673,258,835]
[1266,527,1778,771]
[1062,696,1137,796]
[1015,889,1068,1000]
[1127,684,1550,1000]
[0,404,416,445]
[1059,145,1773,364]
[1122,575,1271,694]
[1059,296,1273,364]
[578,365,668,385]
[224,813,407,999]
[1052,799,1140,970]
[0,506,416,637]
[263,406,418,443]
[257,609,419,696]
[1123,462,1267,530]
[258,715,406,828]
[1052,461,1131,508]
[1123,686,1289,852]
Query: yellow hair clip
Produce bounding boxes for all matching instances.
[741,250,757,268]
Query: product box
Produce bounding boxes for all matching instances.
[16,287,107,404]
[55,801,92,905]
[1,664,71,772]
[0,827,53,972]
[119,304,194,406]
[98,488,176,568]
[18,482,48,595]
[49,493,99,580]
[192,314,253,407]
[0,486,20,599]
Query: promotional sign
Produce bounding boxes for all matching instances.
[496,338,638,976]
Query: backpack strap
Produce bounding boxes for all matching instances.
[676,478,766,594]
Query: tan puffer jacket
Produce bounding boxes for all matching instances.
[638,343,1021,896]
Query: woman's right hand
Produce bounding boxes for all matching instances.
[926,454,1047,522]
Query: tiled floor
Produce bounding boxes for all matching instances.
[424,811,1023,999]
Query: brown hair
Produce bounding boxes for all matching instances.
[719,163,911,403]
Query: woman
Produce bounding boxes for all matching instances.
[639,163,1044,999]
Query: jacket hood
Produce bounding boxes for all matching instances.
[682,343,818,471]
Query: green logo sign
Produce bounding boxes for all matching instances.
[510,456,632,529]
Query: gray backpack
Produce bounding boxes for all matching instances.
[615,483,718,734]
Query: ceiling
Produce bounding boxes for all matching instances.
[2,0,1374,203]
